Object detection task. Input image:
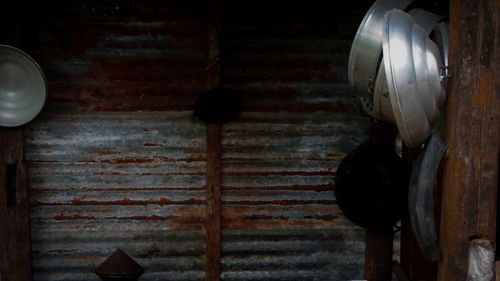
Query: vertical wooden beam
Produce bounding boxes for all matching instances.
[364,120,396,281]
[437,0,499,279]
[365,230,394,281]
[0,129,32,281]
[206,124,222,281]
[0,8,33,281]
[207,0,221,89]
[400,147,438,281]
[205,0,222,280]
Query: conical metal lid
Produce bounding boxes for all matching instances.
[95,248,144,278]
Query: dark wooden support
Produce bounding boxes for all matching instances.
[205,0,222,280]
[437,0,499,280]
[365,230,394,281]
[363,120,396,281]
[400,214,438,280]
[0,129,32,281]
[206,124,222,281]
[400,147,438,281]
[0,8,33,281]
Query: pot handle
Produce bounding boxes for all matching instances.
[408,133,447,261]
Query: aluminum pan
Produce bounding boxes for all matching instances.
[382,10,444,148]
[0,45,46,127]
[348,0,413,98]
[432,22,449,105]
[373,9,443,123]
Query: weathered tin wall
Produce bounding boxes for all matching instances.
[220,1,370,280]
[22,1,209,280]
[5,0,372,280]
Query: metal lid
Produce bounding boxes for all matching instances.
[373,9,444,123]
[95,248,144,279]
[0,45,46,127]
[348,0,413,98]
[431,22,450,95]
[382,10,445,148]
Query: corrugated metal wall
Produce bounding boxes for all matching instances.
[220,2,370,279]
[4,0,370,280]
[27,112,207,281]
[24,1,209,280]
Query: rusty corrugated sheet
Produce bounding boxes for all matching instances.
[26,112,207,281]
[219,1,370,279]
[11,1,373,280]
[21,1,209,280]
[220,113,368,280]
[221,229,365,281]
[30,0,208,112]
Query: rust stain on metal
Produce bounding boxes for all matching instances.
[222,208,348,230]
[31,198,204,207]
[224,184,333,192]
[170,207,206,230]
[14,1,371,280]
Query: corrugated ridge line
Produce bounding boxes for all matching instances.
[221,112,367,230]
[32,230,204,281]
[221,229,365,281]
[221,4,363,113]
[27,111,206,281]
[31,2,208,112]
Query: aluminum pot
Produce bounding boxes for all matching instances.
[373,9,444,124]
[348,0,413,98]
[381,10,445,148]
[0,45,46,127]
[335,138,409,232]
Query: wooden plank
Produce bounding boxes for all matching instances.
[495,261,500,281]
[400,215,438,280]
[0,11,33,280]
[364,230,394,281]
[0,128,32,281]
[363,120,396,281]
[205,124,222,281]
[205,0,222,280]
[206,0,221,90]
[400,147,438,281]
[437,0,499,280]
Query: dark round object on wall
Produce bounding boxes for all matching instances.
[335,140,409,232]
[194,87,241,124]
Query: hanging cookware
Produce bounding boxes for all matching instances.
[372,8,444,126]
[408,133,447,261]
[349,0,446,124]
[432,22,450,84]
[348,0,413,99]
[335,137,409,232]
[381,9,446,148]
[0,44,46,127]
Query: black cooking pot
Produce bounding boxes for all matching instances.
[335,140,409,232]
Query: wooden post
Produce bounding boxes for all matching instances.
[399,147,438,281]
[0,9,33,281]
[0,129,32,281]
[206,124,222,281]
[364,120,396,281]
[205,0,222,280]
[365,230,394,281]
[437,0,499,280]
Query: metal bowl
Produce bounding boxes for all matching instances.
[432,22,449,96]
[382,10,445,148]
[348,0,413,98]
[373,9,443,123]
[0,45,47,127]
